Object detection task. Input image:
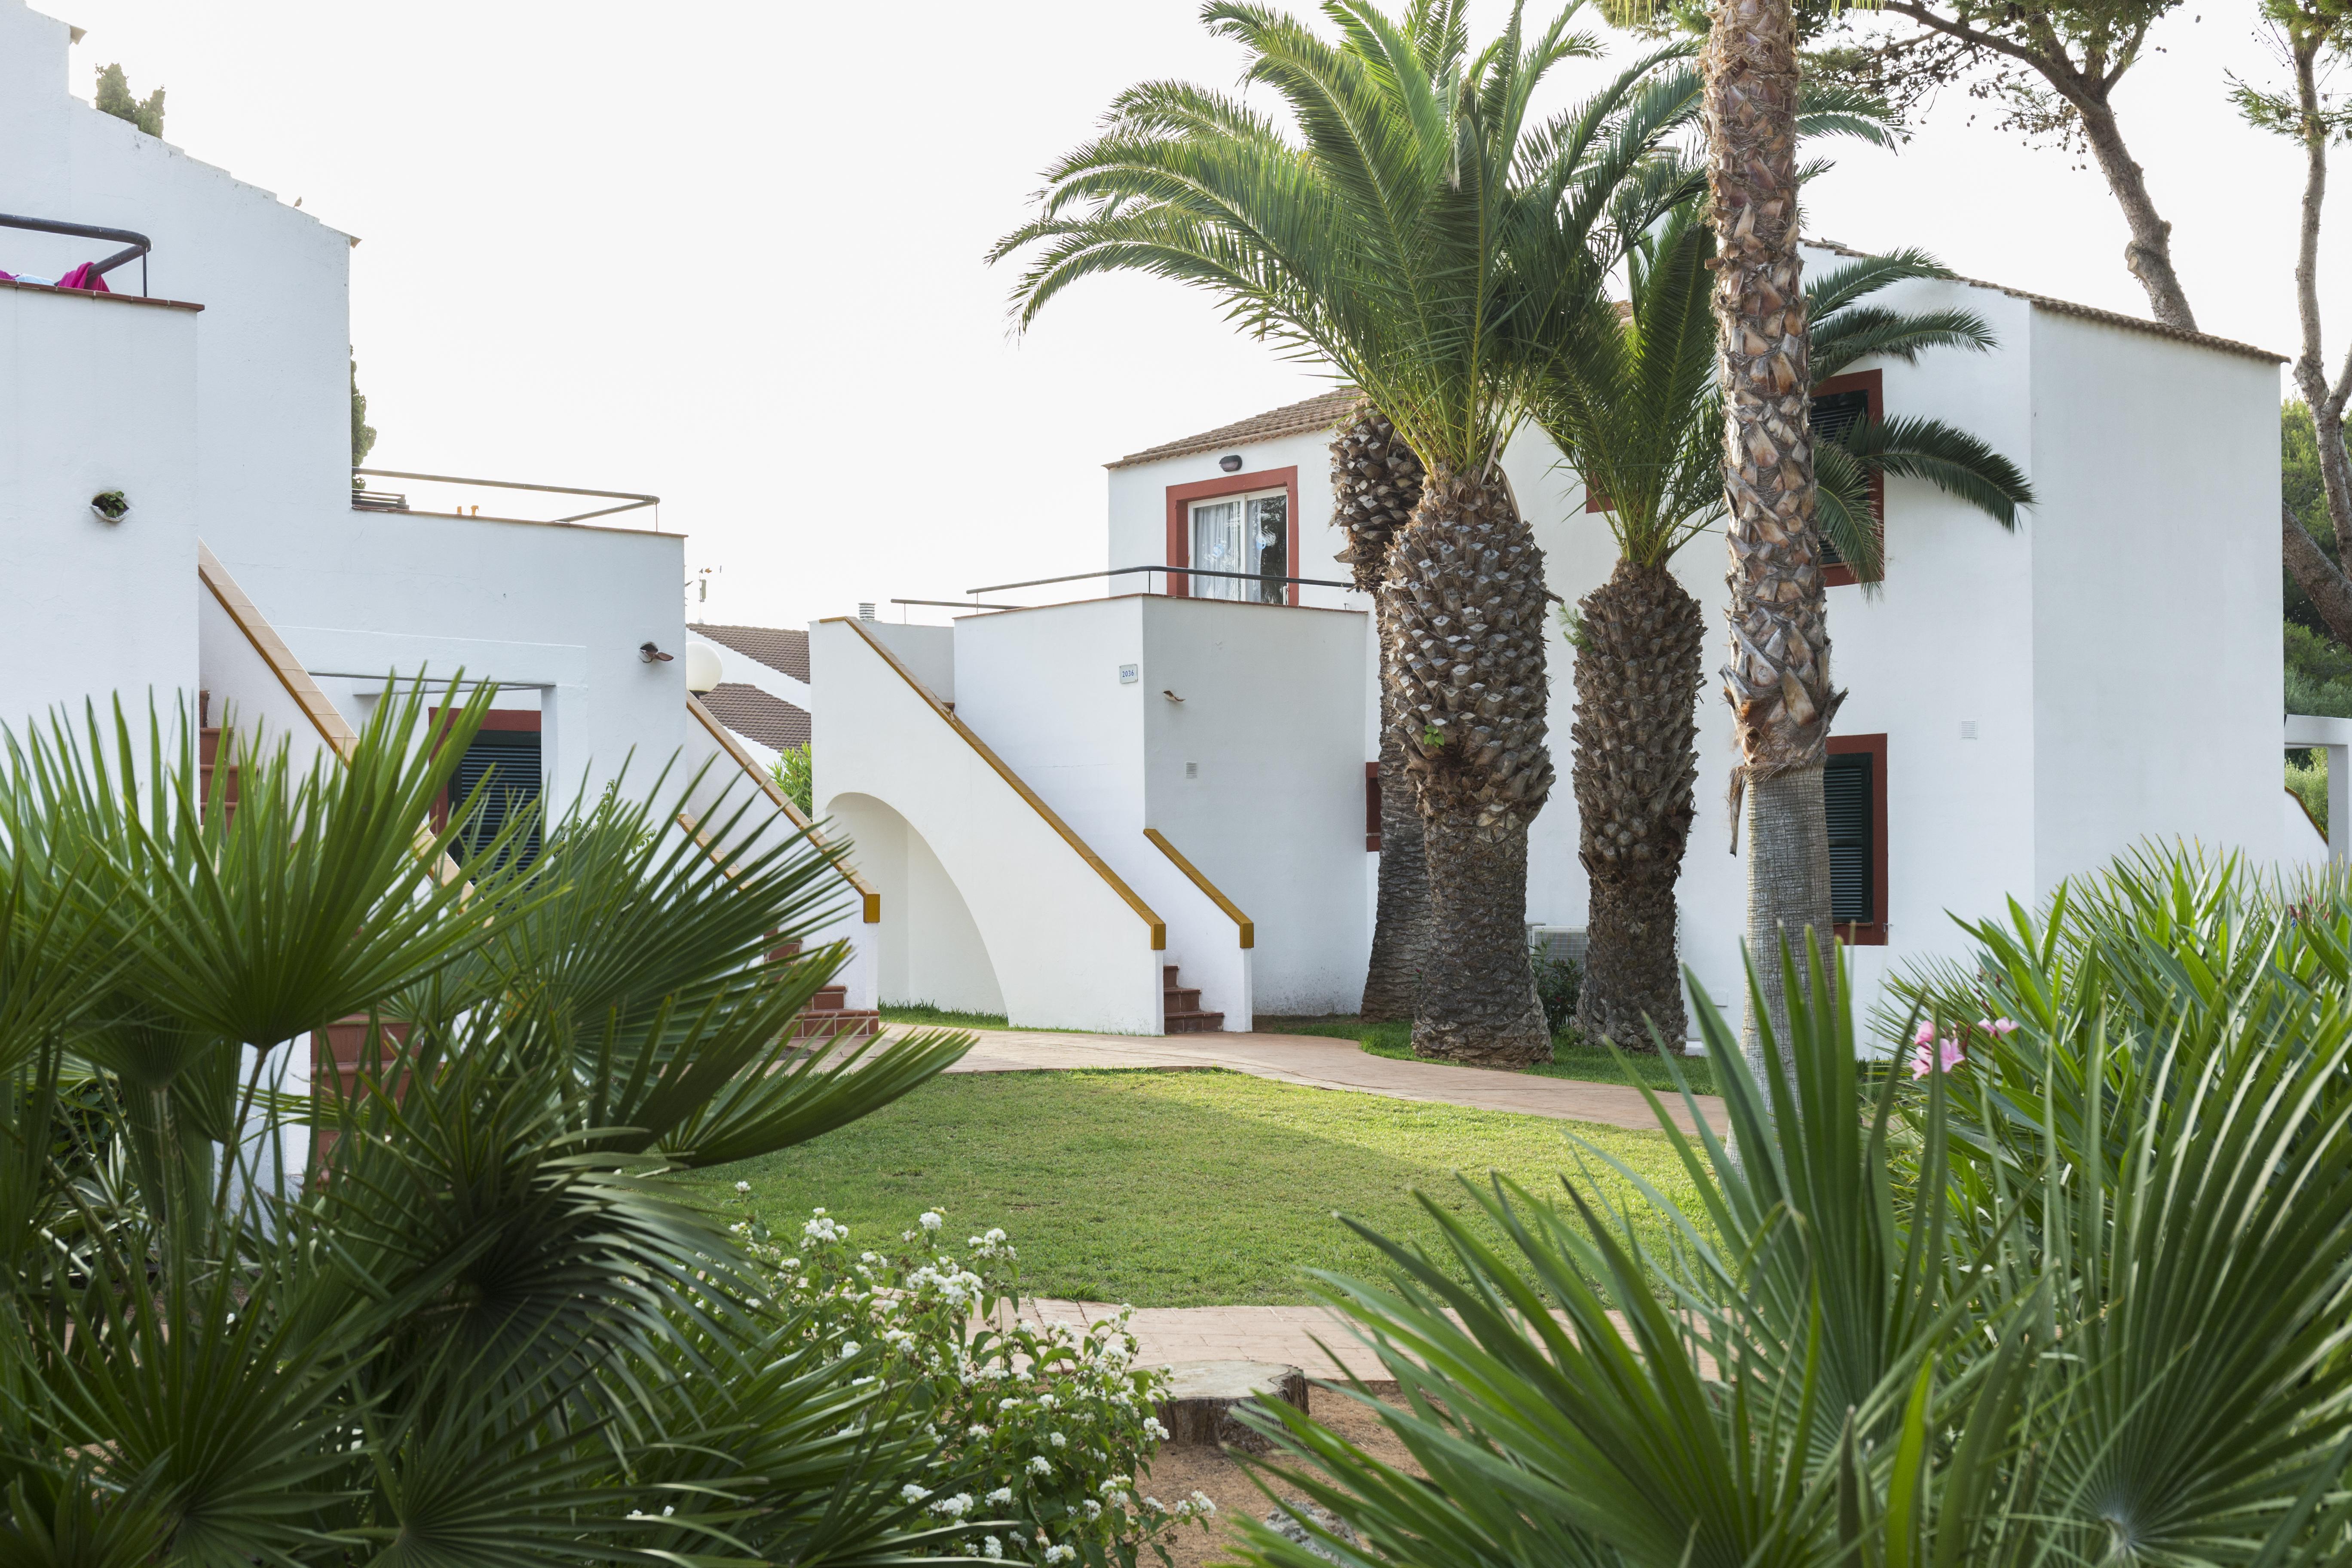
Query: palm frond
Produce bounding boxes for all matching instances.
[1836,415,2035,528]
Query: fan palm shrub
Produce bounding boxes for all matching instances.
[1539,228,2031,1052]
[993,0,1703,1063]
[1222,845,2352,1568]
[0,686,985,1565]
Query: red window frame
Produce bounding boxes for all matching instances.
[1827,732,1889,946]
[1814,368,1883,588]
[1164,466,1302,606]
[1364,761,1382,852]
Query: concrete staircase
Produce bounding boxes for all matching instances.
[768,938,881,1040]
[199,726,238,825]
[1164,964,1224,1034]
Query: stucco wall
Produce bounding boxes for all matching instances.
[1101,251,2282,1038]
[0,0,689,808]
[2027,311,2283,887]
[0,285,198,740]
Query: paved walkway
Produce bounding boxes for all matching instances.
[926,1027,1728,1137]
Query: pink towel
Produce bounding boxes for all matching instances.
[53,263,110,292]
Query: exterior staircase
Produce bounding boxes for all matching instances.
[1163,964,1224,1034]
[199,726,238,826]
[769,937,882,1040]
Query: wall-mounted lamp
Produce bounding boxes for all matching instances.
[1218,454,1243,473]
[640,641,674,664]
[683,641,723,693]
[1162,689,1185,704]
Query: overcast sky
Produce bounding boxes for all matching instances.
[50,0,2320,629]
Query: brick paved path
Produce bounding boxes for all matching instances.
[928,1027,1729,1137]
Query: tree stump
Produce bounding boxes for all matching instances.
[1154,1361,1308,1453]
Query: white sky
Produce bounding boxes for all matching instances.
[49,0,2323,630]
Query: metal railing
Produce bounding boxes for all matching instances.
[0,212,150,296]
[352,468,661,528]
[963,564,1356,596]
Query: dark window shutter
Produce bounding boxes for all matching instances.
[1824,750,1872,924]
[450,730,542,872]
[1808,388,1874,567]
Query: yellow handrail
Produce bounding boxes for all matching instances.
[684,694,879,922]
[197,542,360,758]
[1143,828,1254,949]
[829,617,1165,950]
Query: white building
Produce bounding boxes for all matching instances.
[800,242,2300,1037]
[0,0,878,1019]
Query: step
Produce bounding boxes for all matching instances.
[1163,986,1203,1012]
[1164,1009,1225,1035]
[808,985,848,1011]
[787,1008,881,1040]
[198,727,239,826]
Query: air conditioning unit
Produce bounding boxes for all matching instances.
[1528,925,1587,968]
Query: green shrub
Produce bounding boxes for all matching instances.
[772,742,815,814]
[1528,941,1581,1034]
[736,1200,1212,1566]
[1229,848,2352,1568]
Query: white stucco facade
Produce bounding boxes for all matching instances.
[1089,247,2287,1032]
[0,0,878,1014]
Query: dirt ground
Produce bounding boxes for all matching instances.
[1139,1387,1418,1568]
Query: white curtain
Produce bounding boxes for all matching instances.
[1190,499,1246,600]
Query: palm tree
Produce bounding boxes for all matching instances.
[1536,229,2031,1050]
[993,0,1694,1063]
[1225,850,2352,1568]
[0,688,974,1562]
[1330,404,1433,1023]
[1699,0,1837,1073]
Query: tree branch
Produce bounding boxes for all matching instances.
[2286,501,2352,650]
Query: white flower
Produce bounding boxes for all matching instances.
[862,1250,880,1264]
[1141,1417,1169,1441]
[1081,1500,1101,1521]
[734,1180,752,1193]
[782,1257,800,1269]
[932,1493,974,1519]
[797,1277,811,1291]
[1143,1497,1165,1514]
[901,1484,933,1504]
[983,1537,1003,1560]
[745,1297,763,1310]
[842,1341,862,1357]
[1098,1477,1129,1496]
[986,1228,1007,1243]
[1000,1398,1021,1412]
[1047,1432,1066,1449]
[1044,1548,1075,1565]
[968,1424,993,1439]
[1037,1393,1057,1410]
[1027,1455,1053,1476]
[986,1486,1014,1505]
[920,1210,944,1231]
[1189,1491,1216,1516]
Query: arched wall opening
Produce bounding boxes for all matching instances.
[825,791,1005,1016]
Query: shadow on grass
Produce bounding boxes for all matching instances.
[692,1068,1706,1308]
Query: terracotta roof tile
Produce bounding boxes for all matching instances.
[697,683,809,754]
[694,624,809,683]
[1107,388,1362,470]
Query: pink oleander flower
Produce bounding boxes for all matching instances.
[1984,1017,2018,1037]
[1913,1020,1937,1047]
[1910,1030,1967,1078]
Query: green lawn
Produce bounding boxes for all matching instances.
[1262,1016,1722,1097]
[694,1068,1708,1308]
[880,1004,1015,1032]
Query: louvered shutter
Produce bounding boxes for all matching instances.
[449,730,542,872]
[1808,388,1874,567]
[1825,750,1872,924]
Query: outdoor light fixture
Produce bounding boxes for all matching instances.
[683,642,722,693]
[1218,454,1243,473]
[639,641,673,664]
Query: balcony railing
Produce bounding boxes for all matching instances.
[0,212,150,296]
[352,468,661,530]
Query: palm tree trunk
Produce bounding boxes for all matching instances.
[1387,464,1554,1065]
[1334,407,1433,1023]
[1705,0,1841,1069]
[1573,560,1700,1051]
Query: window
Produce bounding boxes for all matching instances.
[1810,369,1883,586]
[1825,734,1888,945]
[1189,489,1287,603]
[1163,466,1302,605]
[447,726,543,873]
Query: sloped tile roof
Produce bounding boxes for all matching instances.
[697,683,809,754]
[1107,387,1362,470]
[695,624,809,683]
[1809,236,2285,364]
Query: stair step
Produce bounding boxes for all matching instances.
[787,1009,881,1040]
[809,985,848,1011]
[1160,962,1223,1035]
[1163,986,1202,1011]
[1164,1009,1225,1035]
